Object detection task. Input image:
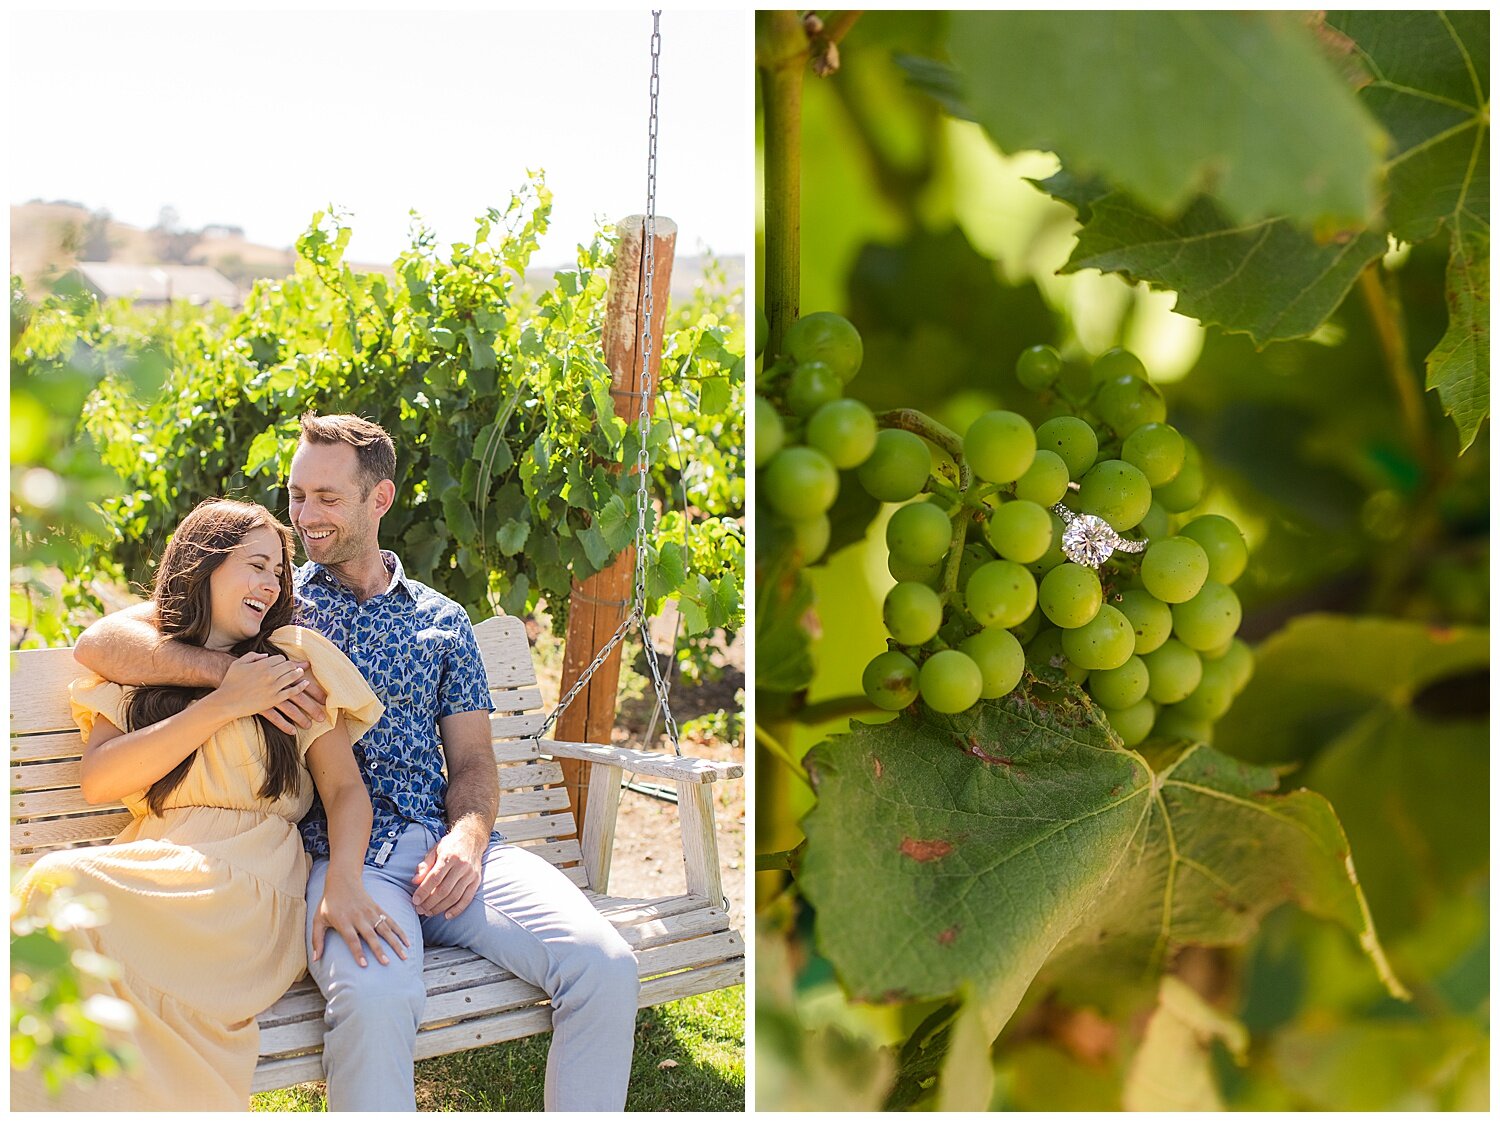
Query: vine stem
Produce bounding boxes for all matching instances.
[876,408,974,603]
[757,11,809,360]
[1357,262,1433,474]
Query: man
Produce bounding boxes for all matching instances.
[74,413,639,1111]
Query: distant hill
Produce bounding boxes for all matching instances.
[10,201,741,306]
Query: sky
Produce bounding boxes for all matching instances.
[8,8,751,266]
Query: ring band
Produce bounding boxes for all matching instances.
[374,914,389,928]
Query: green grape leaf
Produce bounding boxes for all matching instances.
[1215,615,1488,938]
[1425,227,1489,451]
[494,518,530,557]
[1050,184,1388,345]
[800,677,1403,1073]
[647,541,687,602]
[947,11,1386,228]
[594,493,633,552]
[1325,10,1490,449]
[699,374,731,418]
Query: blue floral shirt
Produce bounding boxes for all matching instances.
[293,551,495,864]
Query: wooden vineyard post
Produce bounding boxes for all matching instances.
[555,215,677,840]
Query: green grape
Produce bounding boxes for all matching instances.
[984,499,1053,563]
[1153,705,1213,743]
[786,361,842,417]
[1154,438,1205,512]
[1180,514,1248,584]
[1170,580,1242,652]
[1121,422,1185,487]
[1174,655,1237,721]
[790,514,830,564]
[1026,627,1088,684]
[806,398,877,469]
[886,501,953,567]
[1138,501,1171,543]
[964,410,1037,484]
[858,428,931,502]
[1116,589,1173,654]
[1014,450,1070,505]
[784,311,862,383]
[960,628,1025,699]
[1094,375,1167,437]
[1025,512,1068,576]
[1016,344,1063,392]
[1140,536,1210,603]
[956,542,997,592]
[863,650,919,711]
[919,650,984,713]
[1088,654,1150,709]
[755,396,784,468]
[1061,604,1135,670]
[1077,459,1152,531]
[1039,562,1102,629]
[764,447,838,520]
[1091,347,1147,386]
[966,560,1038,629]
[1142,639,1203,704]
[889,553,942,584]
[1216,637,1255,694]
[1103,697,1156,746]
[1010,605,1042,645]
[883,581,943,645]
[755,307,769,358]
[1035,416,1098,479]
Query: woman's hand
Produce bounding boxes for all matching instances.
[311,872,410,968]
[212,651,311,721]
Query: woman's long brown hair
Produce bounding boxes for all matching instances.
[122,499,302,814]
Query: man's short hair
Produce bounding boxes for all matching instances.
[297,412,397,497]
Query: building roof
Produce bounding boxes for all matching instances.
[73,262,242,306]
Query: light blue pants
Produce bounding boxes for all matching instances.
[304,824,639,1111]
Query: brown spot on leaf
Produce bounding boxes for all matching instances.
[873,757,884,779]
[900,837,953,862]
[937,926,960,946]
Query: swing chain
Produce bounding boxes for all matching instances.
[542,11,680,754]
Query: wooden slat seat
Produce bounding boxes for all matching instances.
[10,614,744,1092]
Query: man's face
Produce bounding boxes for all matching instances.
[287,441,385,567]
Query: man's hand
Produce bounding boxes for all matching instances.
[259,663,329,734]
[411,826,487,919]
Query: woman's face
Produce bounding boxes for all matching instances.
[204,523,286,650]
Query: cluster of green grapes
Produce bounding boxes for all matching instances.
[758,310,1255,748]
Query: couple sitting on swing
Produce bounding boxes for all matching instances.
[13,413,639,1113]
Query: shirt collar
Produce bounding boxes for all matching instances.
[302,550,418,600]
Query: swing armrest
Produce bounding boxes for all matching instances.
[530,739,743,784]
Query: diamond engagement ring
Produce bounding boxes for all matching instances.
[1052,484,1147,568]
[374,915,389,928]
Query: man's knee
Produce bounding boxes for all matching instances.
[566,925,640,1007]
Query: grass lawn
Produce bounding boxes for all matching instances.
[250,985,745,1112]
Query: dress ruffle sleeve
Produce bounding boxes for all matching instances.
[69,677,130,741]
[267,626,385,755]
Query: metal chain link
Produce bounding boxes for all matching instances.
[542,10,681,753]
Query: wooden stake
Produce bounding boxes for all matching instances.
[555,215,677,836]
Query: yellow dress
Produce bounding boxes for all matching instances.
[11,626,383,1112]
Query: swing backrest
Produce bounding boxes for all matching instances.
[10,615,590,886]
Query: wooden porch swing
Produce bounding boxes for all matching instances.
[10,10,743,1093]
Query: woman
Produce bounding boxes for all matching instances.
[13,499,406,1111]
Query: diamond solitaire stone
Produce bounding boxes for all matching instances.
[1061,513,1118,567]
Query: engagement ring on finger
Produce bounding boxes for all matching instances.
[374,915,389,927]
[1052,484,1147,568]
